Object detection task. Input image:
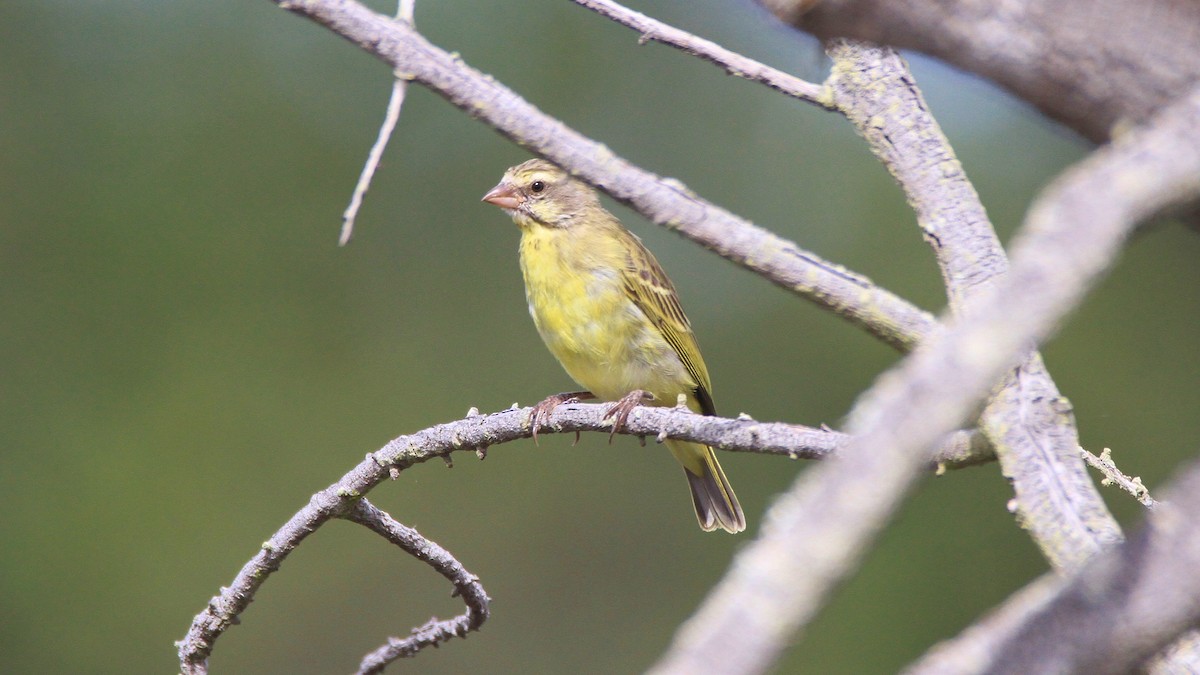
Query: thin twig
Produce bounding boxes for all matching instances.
[1081,446,1158,508]
[345,498,489,675]
[338,0,416,245]
[569,0,830,108]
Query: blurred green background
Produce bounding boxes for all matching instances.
[3,0,1198,673]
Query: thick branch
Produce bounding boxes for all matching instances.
[649,74,1200,675]
[275,0,934,351]
[823,41,1120,571]
[897,87,1200,675]
[907,457,1200,675]
[762,0,1200,144]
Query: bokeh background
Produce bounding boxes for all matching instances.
[3,0,1198,673]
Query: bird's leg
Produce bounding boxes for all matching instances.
[604,389,655,443]
[529,391,594,445]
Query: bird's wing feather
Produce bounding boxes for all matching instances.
[619,231,715,414]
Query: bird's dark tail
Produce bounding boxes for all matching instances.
[668,439,745,533]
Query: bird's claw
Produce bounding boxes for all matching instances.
[528,391,594,445]
[604,390,654,443]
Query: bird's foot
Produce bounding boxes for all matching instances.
[604,390,655,444]
[528,391,594,445]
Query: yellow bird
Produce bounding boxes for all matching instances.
[482,159,745,533]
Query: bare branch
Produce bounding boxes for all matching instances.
[273,0,934,351]
[570,0,829,107]
[340,77,409,246]
[177,494,487,675]
[902,574,1062,675]
[907,457,1200,675]
[648,72,1200,675]
[1081,447,1158,509]
[339,0,415,245]
[346,498,488,675]
[176,401,988,672]
[761,0,1200,144]
[823,41,1120,571]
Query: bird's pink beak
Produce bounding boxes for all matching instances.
[481,182,522,210]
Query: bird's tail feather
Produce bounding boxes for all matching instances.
[668,440,745,533]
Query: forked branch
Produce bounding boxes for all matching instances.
[176,402,988,672]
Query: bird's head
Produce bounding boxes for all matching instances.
[482,159,600,229]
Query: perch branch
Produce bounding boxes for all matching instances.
[649,75,1200,675]
[177,402,988,672]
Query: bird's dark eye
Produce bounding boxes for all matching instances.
[530,180,546,193]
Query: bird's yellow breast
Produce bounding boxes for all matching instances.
[518,224,692,404]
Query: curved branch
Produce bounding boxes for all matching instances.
[649,74,1200,675]
[177,402,989,672]
[274,0,934,351]
[175,469,488,673]
[346,499,489,675]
